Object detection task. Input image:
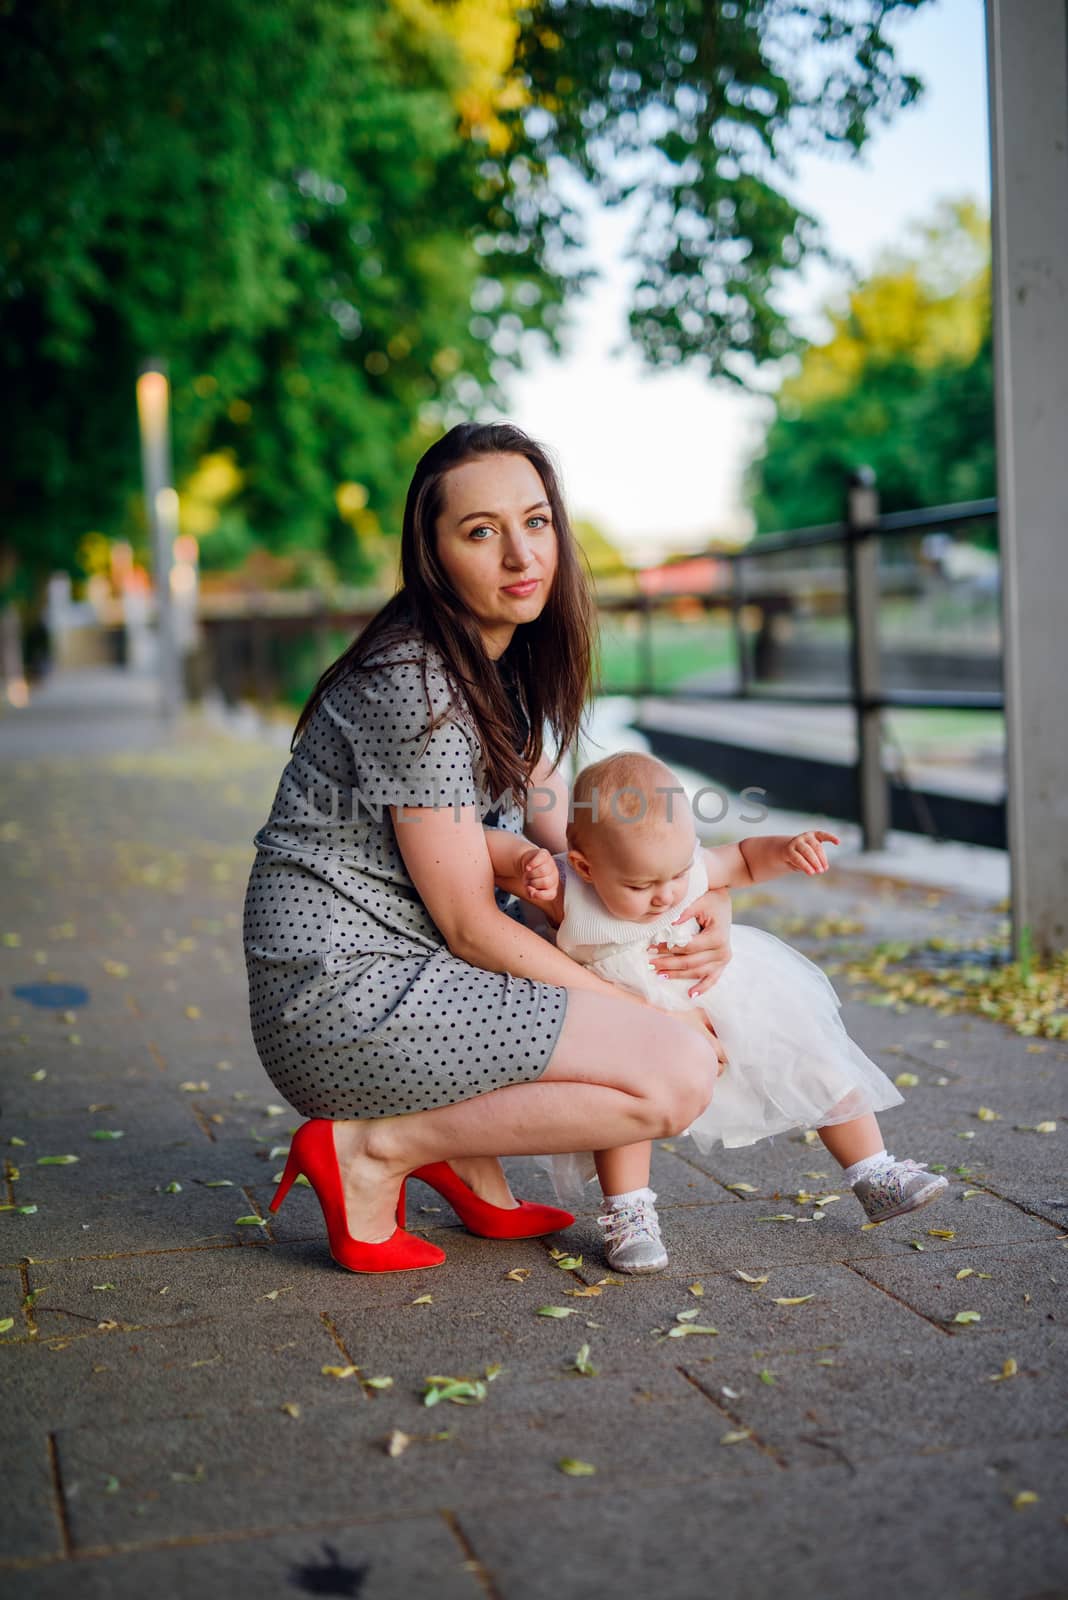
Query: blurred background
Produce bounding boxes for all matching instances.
[0,0,1006,862]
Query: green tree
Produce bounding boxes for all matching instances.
[0,0,575,605]
[511,0,930,375]
[571,515,632,579]
[1,0,933,617]
[745,198,994,532]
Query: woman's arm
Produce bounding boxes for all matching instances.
[524,752,570,855]
[393,802,635,1000]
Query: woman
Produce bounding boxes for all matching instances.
[243,422,732,1273]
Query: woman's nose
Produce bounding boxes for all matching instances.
[502,529,533,569]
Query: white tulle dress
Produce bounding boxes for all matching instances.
[536,848,904,1205]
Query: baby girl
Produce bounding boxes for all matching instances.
[486,750,947,1273]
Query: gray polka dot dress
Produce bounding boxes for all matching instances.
[242,627,569,1119]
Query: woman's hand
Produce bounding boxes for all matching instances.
[647,885,733,998]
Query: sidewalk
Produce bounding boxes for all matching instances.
[1,672,1065,1599]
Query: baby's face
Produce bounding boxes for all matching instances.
[574,812,697,922]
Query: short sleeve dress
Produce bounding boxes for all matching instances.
[242,627,569,1119]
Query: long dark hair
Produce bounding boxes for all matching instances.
[290,422,598,799]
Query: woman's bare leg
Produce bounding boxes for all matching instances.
[445,1154,519,1208]
[330,989,718,1240]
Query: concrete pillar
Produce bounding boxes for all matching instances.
[986,0,1068,956]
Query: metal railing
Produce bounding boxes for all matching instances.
[601,472,1001,850]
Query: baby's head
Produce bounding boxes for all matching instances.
[566,751,696,922]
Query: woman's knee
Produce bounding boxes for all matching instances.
[645,1024,719,1138]
[542,991,718,1133]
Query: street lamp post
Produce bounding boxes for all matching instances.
[136,359,183,720]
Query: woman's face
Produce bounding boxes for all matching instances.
[435,452,558,658]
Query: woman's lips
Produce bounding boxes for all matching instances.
[501,579,538,596]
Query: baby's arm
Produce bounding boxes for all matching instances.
[702,829,841,888]
[483,827,565,927]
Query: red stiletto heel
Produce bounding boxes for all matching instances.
[269,1120,444,1273]
[408,1161,574,1239]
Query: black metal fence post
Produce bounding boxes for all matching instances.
[845,467,888,851]
[731,554,752,694]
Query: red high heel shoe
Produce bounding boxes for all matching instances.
[270,1120,445,1273]
[408,1161,574,1239]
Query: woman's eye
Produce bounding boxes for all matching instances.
[529,515,549,528]
[469,526,495,540]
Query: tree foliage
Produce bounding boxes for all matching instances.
[745,198,994,533]
[511,0,929,373]
[1,0,932,607]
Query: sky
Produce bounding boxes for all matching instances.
[491,0,992,565]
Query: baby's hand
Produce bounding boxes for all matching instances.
[519,846,560,903]
[781,830,840,875]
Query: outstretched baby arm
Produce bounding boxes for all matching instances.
[483,827,565,927]
[702,829,841,888]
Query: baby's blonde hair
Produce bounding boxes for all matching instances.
[567,750,682,856]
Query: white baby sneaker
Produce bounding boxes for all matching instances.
[852,1156,949,1224]
[596,1189,669,1273]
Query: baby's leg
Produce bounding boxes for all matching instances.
[818,1097,948,1223]
[593,1139,667,1273]
[594,1141,653,1198]
[818,1109,884,1169]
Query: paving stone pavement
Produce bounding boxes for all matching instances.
[1,680,1066,1599]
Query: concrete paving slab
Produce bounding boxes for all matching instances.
[850,1237,1067,1334]
[0,1049,163,1119]
[0,1433,64,1564]
[1,1179,277,1264]
[679,1327,1068,1466]
[3,1309,357,1432]
[454,1437,1068,1600]
[577,1259,941,1347]
[13,1515,485,1600]
[22,1243,286,1337]
[51,1371,775,1553]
